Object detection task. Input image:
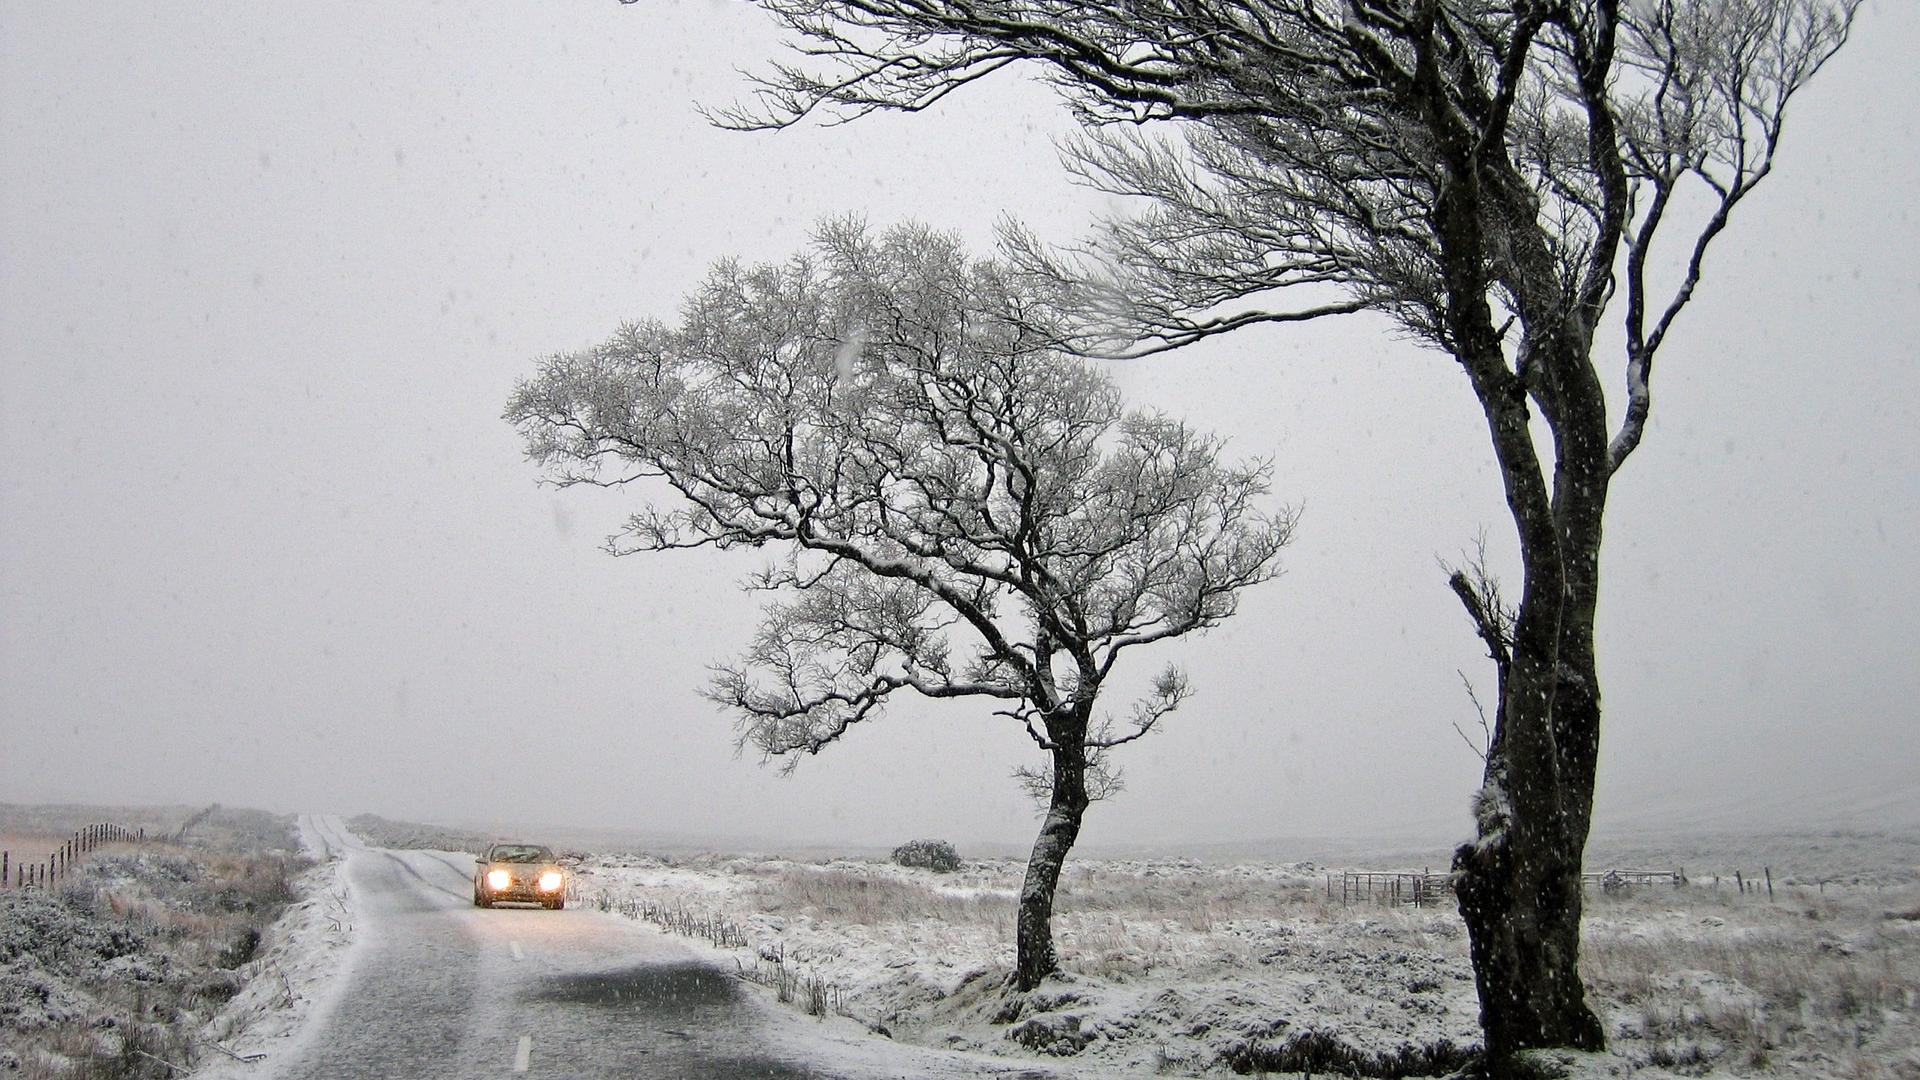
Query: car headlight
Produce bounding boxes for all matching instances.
[486,869,512,891]
[537,871,564,893]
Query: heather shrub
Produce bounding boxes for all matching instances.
[891,839,961,873]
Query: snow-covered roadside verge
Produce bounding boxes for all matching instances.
[186,816,358,1079]
[1,807,330,1078]
[617,919,1101,1080]
[568,855,1484,1077]
[568,852,1920,1079]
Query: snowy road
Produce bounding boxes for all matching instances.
[273,816,1060,1080]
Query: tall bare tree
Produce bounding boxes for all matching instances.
[507,221,1292,990]
[696,0,1861,1061]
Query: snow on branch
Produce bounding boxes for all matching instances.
[1610,0,1860,473]
[507,220,1292,778]
[714,0,1859,483]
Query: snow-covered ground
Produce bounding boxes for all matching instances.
[187,815,358,1079]
[20,807,1908,1079]
[565,851,1920,1079]
[0,807,332,1078]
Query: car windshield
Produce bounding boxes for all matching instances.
[488,845,553,863]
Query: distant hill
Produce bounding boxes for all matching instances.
[347,793,1920,886]
[1593,779,1920,836]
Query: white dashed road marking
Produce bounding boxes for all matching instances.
[513,1035,532,1073]
[509,941,524,960]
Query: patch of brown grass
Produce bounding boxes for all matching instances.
[1052,864,1318,924]
[746,866,1005,926]
[3,841,311,1078]
[1582,885,1920,1074]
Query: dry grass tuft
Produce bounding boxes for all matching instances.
[1582,884,1920,1075]
[1,817,309,1078]
[746,865,1009,928]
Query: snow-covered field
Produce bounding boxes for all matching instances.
[0,805,328,1079]
[10,807,1915,1078]
[564,849,1920,1078]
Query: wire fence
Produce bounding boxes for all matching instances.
[1323,865,1800,908]
[1328,870,1453,907]
[2,822,145,890]
[1583,868,1687,893]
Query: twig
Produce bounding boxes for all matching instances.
[194,1036,267,1063]
[132,1049,186,1073]
[1451,671,1492,761]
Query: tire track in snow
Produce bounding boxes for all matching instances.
[380,849,469,905]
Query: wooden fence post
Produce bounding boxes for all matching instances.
[1765,866,1773,902]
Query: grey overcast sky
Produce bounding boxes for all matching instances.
[3,2,1916,852]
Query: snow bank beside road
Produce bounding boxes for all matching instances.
[189,815,358,1079]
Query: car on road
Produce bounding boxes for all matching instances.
[472,843,567,909]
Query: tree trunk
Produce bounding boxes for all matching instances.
[1012,744,1090,991]
[1453,604,1603,1062]
[1453,366,1611,1064]
[1453,780,1605,1064]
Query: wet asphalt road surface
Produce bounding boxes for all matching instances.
[277,817,842,1080]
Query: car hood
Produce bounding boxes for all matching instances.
[482,860,563,876]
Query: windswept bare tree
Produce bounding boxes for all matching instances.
[695,0,1861,1062]
[507,221,1292,990]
